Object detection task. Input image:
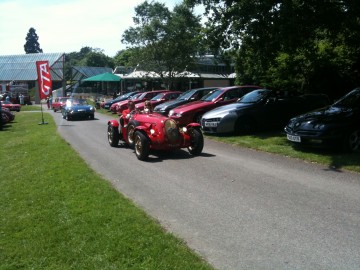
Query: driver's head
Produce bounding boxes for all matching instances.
[128,100,135,111]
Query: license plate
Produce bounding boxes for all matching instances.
[287,134,301,142]
[204,122,217,127]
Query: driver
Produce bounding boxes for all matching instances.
[120,100,136,128]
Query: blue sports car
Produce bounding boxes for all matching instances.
[62,98,95,120]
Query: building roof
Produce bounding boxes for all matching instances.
[0,52,65,81]
[71,66,113,81]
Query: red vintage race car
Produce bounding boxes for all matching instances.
[107,111,204,160]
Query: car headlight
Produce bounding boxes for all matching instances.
[313,123,325,129]
[90,106,95,111]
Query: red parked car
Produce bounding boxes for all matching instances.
[109,93,141,113]
[107,110,204,160]
[52,97,70,112]
[135,91,182,111]
[168,85,262,125]
[110,90,169,114]
[1,100,21,112]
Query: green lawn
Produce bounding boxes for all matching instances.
[0,113,214,270]
[206,131,360,173]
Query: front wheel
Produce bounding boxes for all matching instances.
[134,131,150,160]
[126,123,136,148]
[107,124,119,147]
[188,128,204,155]
[344,128,360,152]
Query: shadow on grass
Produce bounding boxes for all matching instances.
[205,129,360,173]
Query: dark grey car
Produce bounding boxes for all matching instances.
[201,89,330,135]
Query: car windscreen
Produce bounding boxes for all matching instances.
[237,89,272,103]
[333,89,360,108]
[178,89,196,100]
[200,89,222,101]
[151,93,166,100]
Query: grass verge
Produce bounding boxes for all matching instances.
[0,113,214,270]
[206,131,360,173]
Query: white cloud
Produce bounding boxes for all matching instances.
[0,0,192,57]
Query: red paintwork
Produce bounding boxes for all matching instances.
[110,90,169,114]
[52,97,70,112]
[135,91,182,111]
[1,101,21,112]
[169,85,262,125]
[108,111,201,151]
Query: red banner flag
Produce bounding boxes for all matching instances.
[36,61,52,100]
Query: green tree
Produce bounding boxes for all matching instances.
[121,1,203,88]
[64,47,114,82]
[185,0,360,98]
[24,27,43,53]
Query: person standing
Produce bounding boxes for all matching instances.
[49,95,53,109]
[19,94,24,105]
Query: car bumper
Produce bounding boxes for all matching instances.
[284,127,344,148]
[201,116,236,134]
[69,111,94,118]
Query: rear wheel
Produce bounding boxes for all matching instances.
[344,128,360,152]
[134,131,150,160]
[107,124,119,147]
[188,128,204,155]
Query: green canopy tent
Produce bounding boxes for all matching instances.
[82,72,121,96]
[82,72,121,82]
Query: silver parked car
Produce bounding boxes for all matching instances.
[201,89,330,135]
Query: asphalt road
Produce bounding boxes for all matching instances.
[48,110,360,270]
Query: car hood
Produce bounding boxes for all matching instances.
[291,105,358,124]
[71,105,92,110]
[202,103,253,119]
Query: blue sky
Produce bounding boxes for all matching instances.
[0,0,202,57]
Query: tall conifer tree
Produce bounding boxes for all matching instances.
[24,27,43,54]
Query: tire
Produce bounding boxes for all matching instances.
[126,123,136,148]
[90,114,95,120]
[344,128,360,152]
[134,131,150,160]
[107,124,119,147]
[188,128,204,155]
